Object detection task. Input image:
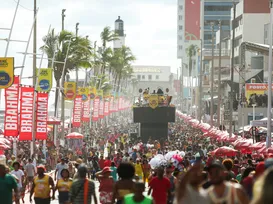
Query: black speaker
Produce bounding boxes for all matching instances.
[133,107,175,123]
[140,123,168,143]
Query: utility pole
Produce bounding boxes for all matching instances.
[210,22,215,127]
[267,0,273,148]
[180,59,184,112]
[33,0,37,86]
[31,0,37,156]
[199,39,203,121]
[62,9,66,31]
[217,20,222,128]
[229,2,236,137]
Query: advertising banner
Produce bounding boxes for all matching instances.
[245,83,272,101]
[185,0,200,40]
[104,100,109,116]
[64,82,76,100]
[82,98,90,122]
[36,92,48,140]
[4,76,20,137]
[19,86,34,141]
[72,95,82,127]
[78,87,89,102]
[99,100,104,119]
[0,57,14,89]
[149,95,159,109]
[109,96,114,114]
[118,97,123,111]
[90,87,96,100]
[92,96,100,121]
[36,68,52,92]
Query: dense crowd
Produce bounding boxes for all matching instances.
[1,115,273,204]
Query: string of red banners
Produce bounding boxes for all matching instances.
[72,94,131,127]
[4,76,131,140]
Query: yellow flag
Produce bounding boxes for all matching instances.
[64,82,76,100]
[0,57,14,89]
[89,87,97,100]
[78,87,89,102]
[36,68,52,92]
[149,95,159,109]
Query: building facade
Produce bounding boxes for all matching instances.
[132,65,173,95]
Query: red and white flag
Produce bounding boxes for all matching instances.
[36,92,48,140]
[92,96,100,121]
[99,99,104,119]
[82,98,90,122]
[104,100,109,116]
[4,76,20,137]
[72,95,82,127]
[19,86,34,141]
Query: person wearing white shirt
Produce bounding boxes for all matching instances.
[11,161,25,203]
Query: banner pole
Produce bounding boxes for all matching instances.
[30,25,51,156]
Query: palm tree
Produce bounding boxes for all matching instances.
[41,30,93,114]
[100,27,118,74]
[111,46,136,93]
[186,44,198,76]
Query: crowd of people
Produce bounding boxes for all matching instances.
[1,113,273,204]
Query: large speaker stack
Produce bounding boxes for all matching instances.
[133,106,176,143]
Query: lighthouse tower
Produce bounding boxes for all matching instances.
[113,16,125,49]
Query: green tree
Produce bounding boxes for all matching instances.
[111,46,136,93]
[186,44,198,76]
[100,27,118,75]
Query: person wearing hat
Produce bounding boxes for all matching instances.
[55,158,68,181]
[53,168,72,204]
[95,166,114,204]
[207,161,249,204]
[30,165,54,204]
[10,161,25,204]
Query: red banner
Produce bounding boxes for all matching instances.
[72,95,82,127]
[92,96,100,121]
[82,98,90,122]
[4,76,20,137]
[36,92,48,140]
[118,97,122,111]
[109,97,114,114]
[19,86,34,141]
[104,101,109,116]
[99,100,104,119]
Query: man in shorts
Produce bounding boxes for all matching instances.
[25,159,36,191]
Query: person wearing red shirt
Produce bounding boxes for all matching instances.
[104,157,111,167]
[99,156,105,170]
[148,166,171,204]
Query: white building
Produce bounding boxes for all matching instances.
[131,65,174,95]
[113,16,125,49]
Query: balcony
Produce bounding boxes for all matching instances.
[203,49,230,57]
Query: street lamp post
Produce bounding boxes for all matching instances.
[62,9,66,31]
[210,22,215,127]
[229,1,237,137]
[217,20,222,128]
[267,0,273,148]
[199,39,203,122]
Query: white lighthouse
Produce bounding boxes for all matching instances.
[113,16,125,49]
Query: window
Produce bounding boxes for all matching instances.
[148,75,152,80]
[179,45,183,50]
[179,5,183,10]
[178,15,183,21]
[156,75,159,80]
[179,25,183,30]
[142,75,145,79]
[178,35,183,40]
[137,75,141,80]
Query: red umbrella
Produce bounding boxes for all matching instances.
[47,117,61,125]
[66,132,84,139]
[210,146,238,157]
[234,139,253,150]
[250,142,266,150]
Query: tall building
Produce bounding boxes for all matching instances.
[113,16,125,49]
[177,0,233,59]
